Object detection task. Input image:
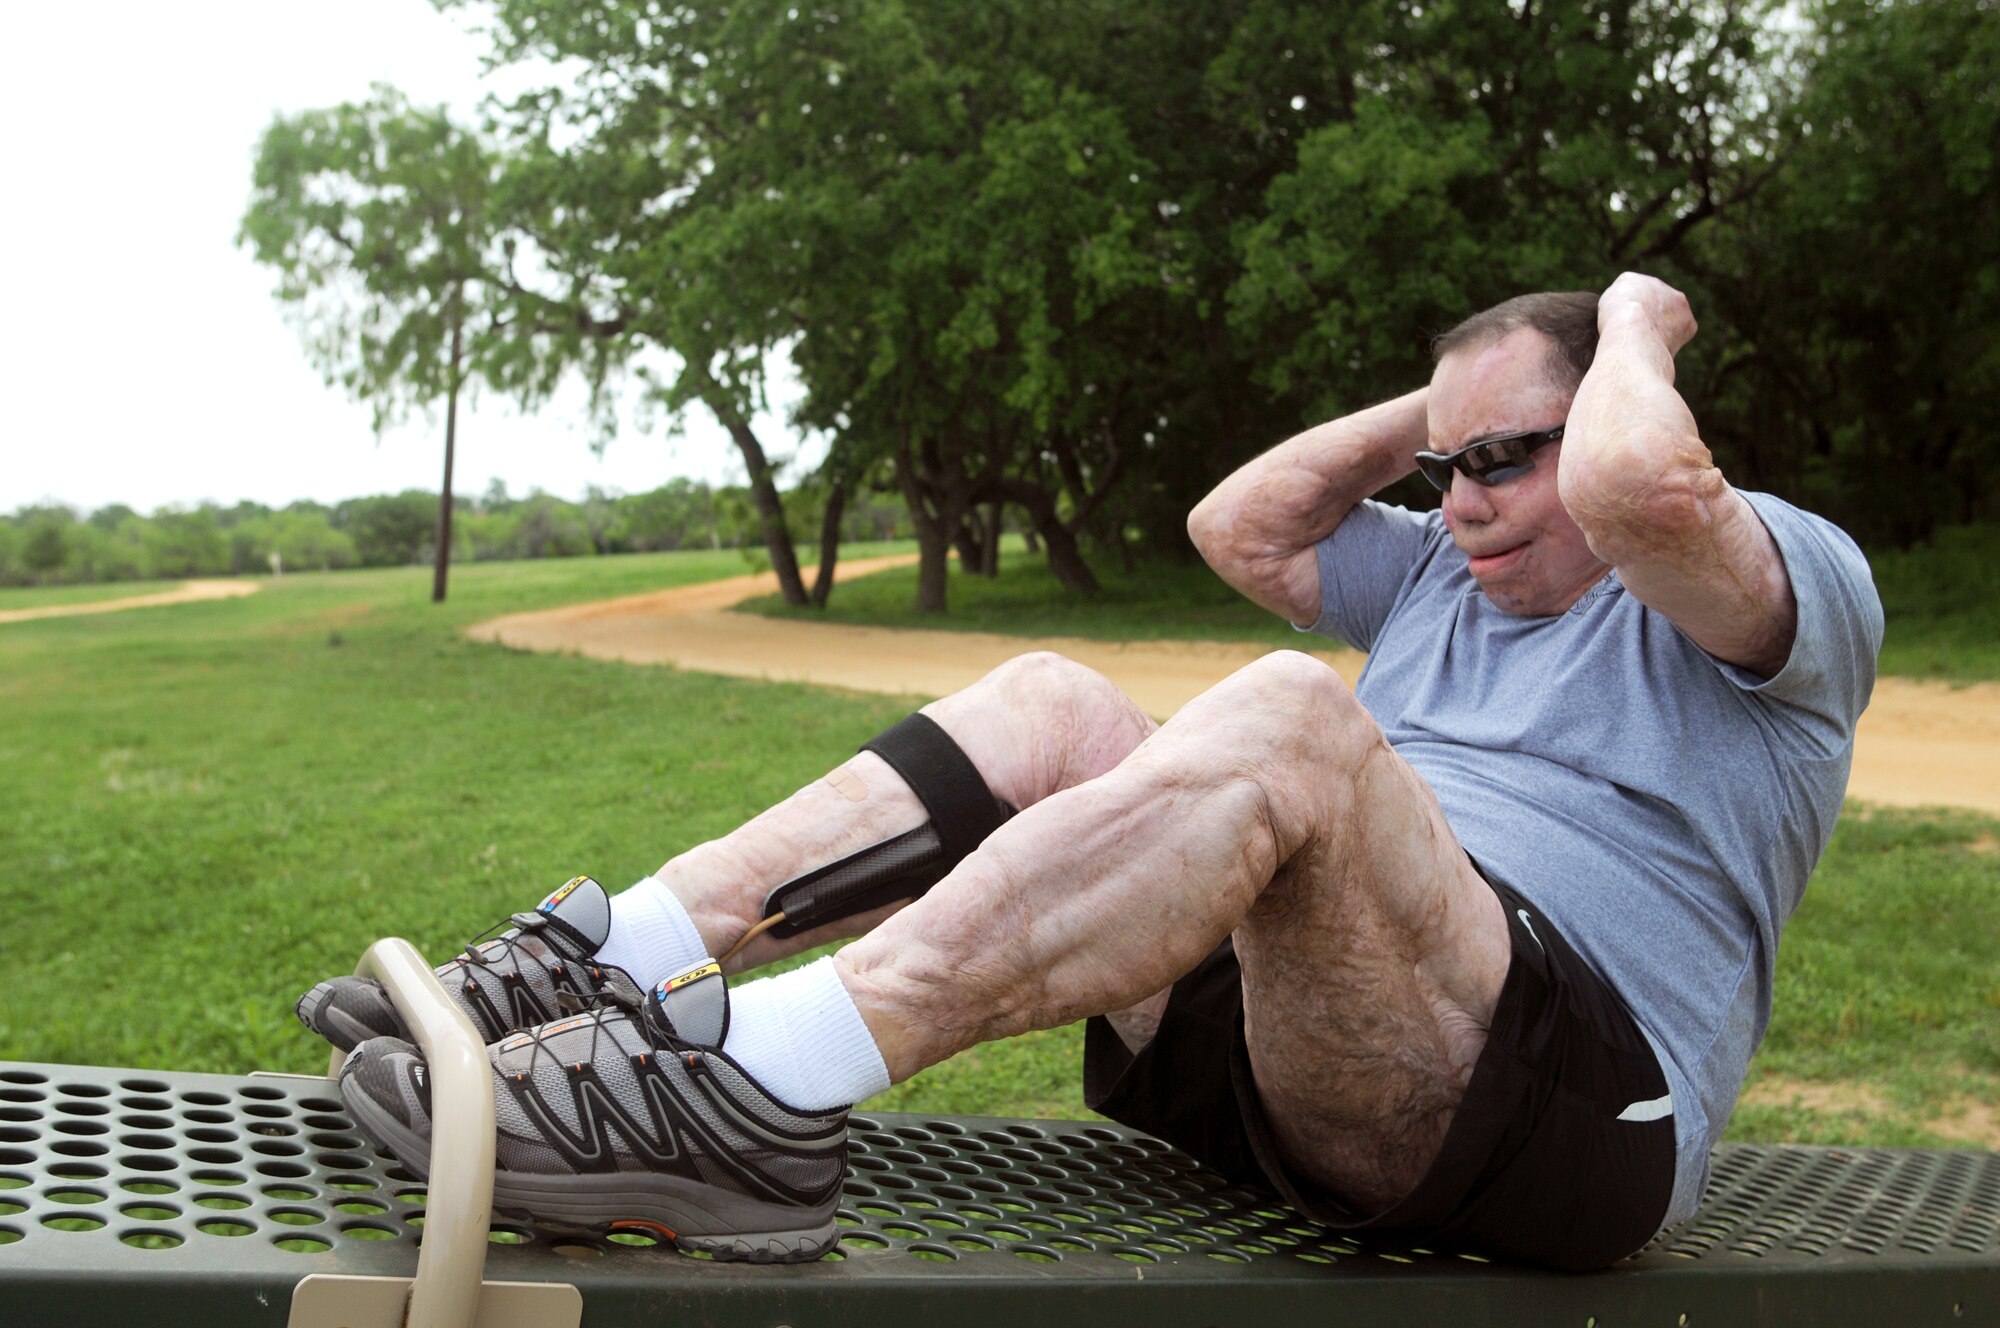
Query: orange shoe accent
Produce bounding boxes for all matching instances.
[610,1218,679,1241]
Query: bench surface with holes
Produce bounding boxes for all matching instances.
[2,1060,1997,1327]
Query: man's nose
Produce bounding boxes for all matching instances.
[1445,471,1496,521]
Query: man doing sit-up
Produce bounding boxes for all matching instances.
[305,272,1881,1270]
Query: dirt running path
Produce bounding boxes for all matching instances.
[0,579,257,625]
[468,556,2000,817]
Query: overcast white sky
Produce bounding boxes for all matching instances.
[1,1,818,516]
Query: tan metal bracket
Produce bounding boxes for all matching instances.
[289,938,580,1328]
[287,1273,581,1328]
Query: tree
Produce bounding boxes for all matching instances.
[77,517,149,583]
[609,479,719,553]
[465,38,822,606]
[514,491,596,559]
[87,504,139,533]
[464,0,1247,611]
[141,510,230,579]
[1684,0,2000,546]
[240,87,500,602]
[1228,0,1785,428]
[19,508,73,582]
[338,491,439,567]
[229,510,358,573]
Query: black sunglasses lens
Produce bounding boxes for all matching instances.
[1419,426,1560,495]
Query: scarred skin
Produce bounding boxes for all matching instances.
[650,273,1797,1216]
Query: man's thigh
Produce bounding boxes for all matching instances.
[1102,650,1511,1212]
[1087,879,1679,1270]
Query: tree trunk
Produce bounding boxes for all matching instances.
[979,502,1002,577]
[915,522,951,613]
[431,293,462,604]
[810,481,847,608]
[1020,520,1041,555]
[999,480,1099,594]
[952,518,986,576]
[1037,514,1100,594]
[713,404,809,606]
[896,443,958,614]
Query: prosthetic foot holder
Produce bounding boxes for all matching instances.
[752,713,1014,944]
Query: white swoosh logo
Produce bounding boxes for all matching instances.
[1517,908,1544,952]
[1618,1093,1673,1122]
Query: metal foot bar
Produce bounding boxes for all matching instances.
[294,938,575,1328]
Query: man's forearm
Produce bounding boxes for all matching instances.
[1189,388,1429,625]
[1552,286,1712,560]
[1560,275,1797,675]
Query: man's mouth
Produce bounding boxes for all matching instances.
[1465,543,1526,576]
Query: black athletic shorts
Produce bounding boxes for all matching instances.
[1082,872,1677,1271]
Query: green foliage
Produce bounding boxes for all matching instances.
[0,479,915,589]
[1685,0,2000,548]
[1232,101,1509,401]
[1869,524,2000,682]
[1228,0,1781,418]
[509,491,597,559]
[71,520,149,582]
[240,88,502,430]
[0,505,214,585]
[265,511,360,573]
[337,490,439,568]
[220,0,1995,603]
[20,510,69,575]
[602,479,727,555]
[459,0,1298,605]
[139,510,229,579]
[241,88,517,601]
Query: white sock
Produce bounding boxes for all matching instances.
[597,875,710,989]
[722,957,890,1111]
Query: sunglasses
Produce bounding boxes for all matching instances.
[1414,423,1565,492]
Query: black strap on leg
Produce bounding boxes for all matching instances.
[861,714,1012,862]
[760,713,1014,938]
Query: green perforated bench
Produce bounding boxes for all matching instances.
[2,942,1996,1327]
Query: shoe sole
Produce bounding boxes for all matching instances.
[340,1063,839,1264]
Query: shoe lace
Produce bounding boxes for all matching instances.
[497,981,693,1119]
[448,913,632,1035]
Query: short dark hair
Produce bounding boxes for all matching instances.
[1432,291,1600,393]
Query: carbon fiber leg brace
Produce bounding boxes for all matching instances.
[759,713,1015,938]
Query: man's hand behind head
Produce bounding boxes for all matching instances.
[1598,272,1697,356]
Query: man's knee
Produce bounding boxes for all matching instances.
[926,651,1152,806]
[1139,650,1389,873]
[1203,650,1382,778]
[974,650,1123,716]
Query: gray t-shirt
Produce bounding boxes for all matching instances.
[1305,491,1882,1225]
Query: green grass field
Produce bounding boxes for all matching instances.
[0,550,1088,1116]
[2,541,1995,1149]
[1867,524,2000,682]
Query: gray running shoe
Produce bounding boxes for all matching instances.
[297,876,641,1052]
[338,960,846,1263]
